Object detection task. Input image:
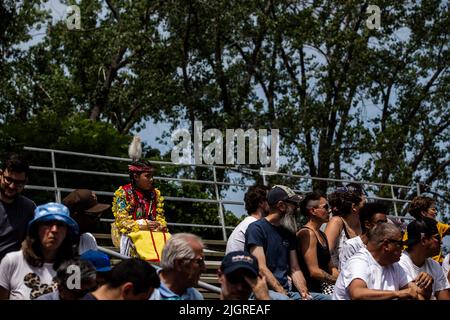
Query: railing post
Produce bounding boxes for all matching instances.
[51,151,61,203]
[416,182,421,196]
[262,171,267,186]
[213,166,227,241]
[391,185,398,216]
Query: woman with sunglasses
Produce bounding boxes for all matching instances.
[297,192,338,300]
[325,186,364,270]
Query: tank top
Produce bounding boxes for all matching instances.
[330,217,351,269]
[297,226,332,293]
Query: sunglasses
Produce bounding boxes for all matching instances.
[336,185,367,196]
[183,257,205,267]
[317,204,329,211]
[336,186,349,193]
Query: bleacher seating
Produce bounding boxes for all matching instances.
[92,233,225,299]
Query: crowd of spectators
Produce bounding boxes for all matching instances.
[0,153,449,300]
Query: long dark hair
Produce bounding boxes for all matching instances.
[128,160,156,220]
[328,188,362,217]
[22,225,77,270]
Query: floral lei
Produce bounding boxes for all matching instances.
[155,188,165,216]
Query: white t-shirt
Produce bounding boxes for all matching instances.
[339,236,365,270]
[442,254,450,280]
[0,250,57,300]
[398,252,450,299]
[332,247,410,300]
[78,232,98,255]
[225,216,257,254]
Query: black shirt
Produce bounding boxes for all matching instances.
[0,195,36,261]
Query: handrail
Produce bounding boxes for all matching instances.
[99,218,235,230]
[23,146,420,240]
[97,246,222,294]
[24,146,416,190]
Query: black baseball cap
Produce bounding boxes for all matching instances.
[267,185,304,206]
[220,251,259,277]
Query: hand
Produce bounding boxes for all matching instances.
[137,220,160,231]
[406,282,425,300]
[146,220,161,231]
[299,287,311,300]
[414,272,433,300]
[296,277,310,300]
[137,219,149,231]
[414,272,433,289]
[244,274,270,300]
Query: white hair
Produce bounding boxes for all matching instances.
[160,233,204,271]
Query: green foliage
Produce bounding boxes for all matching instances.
[0,111,130,204]
[1,0,449,226]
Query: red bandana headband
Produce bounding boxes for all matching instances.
[128,163,154,173]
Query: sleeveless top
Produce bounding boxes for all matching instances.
[330,217,351,269]
[297,226,332,293]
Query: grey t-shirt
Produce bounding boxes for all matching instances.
[0,195,36,261]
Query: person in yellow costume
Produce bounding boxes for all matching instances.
[404,196,449,263]
[112,160,167,257]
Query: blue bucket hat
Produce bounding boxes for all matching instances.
[28,202,79,236]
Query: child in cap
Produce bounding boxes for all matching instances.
[63,189,111,255]
[80,249,112,286]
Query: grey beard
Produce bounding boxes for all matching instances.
[280,213,298,234]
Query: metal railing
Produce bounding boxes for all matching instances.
[23,146,420,240]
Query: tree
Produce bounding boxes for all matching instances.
[1,0,449,222]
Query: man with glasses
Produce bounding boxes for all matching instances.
[333,223,424,300]
[245,185,310,300]
[150,233,205,300]
[398,218,450,300]
[0,154,36,261]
